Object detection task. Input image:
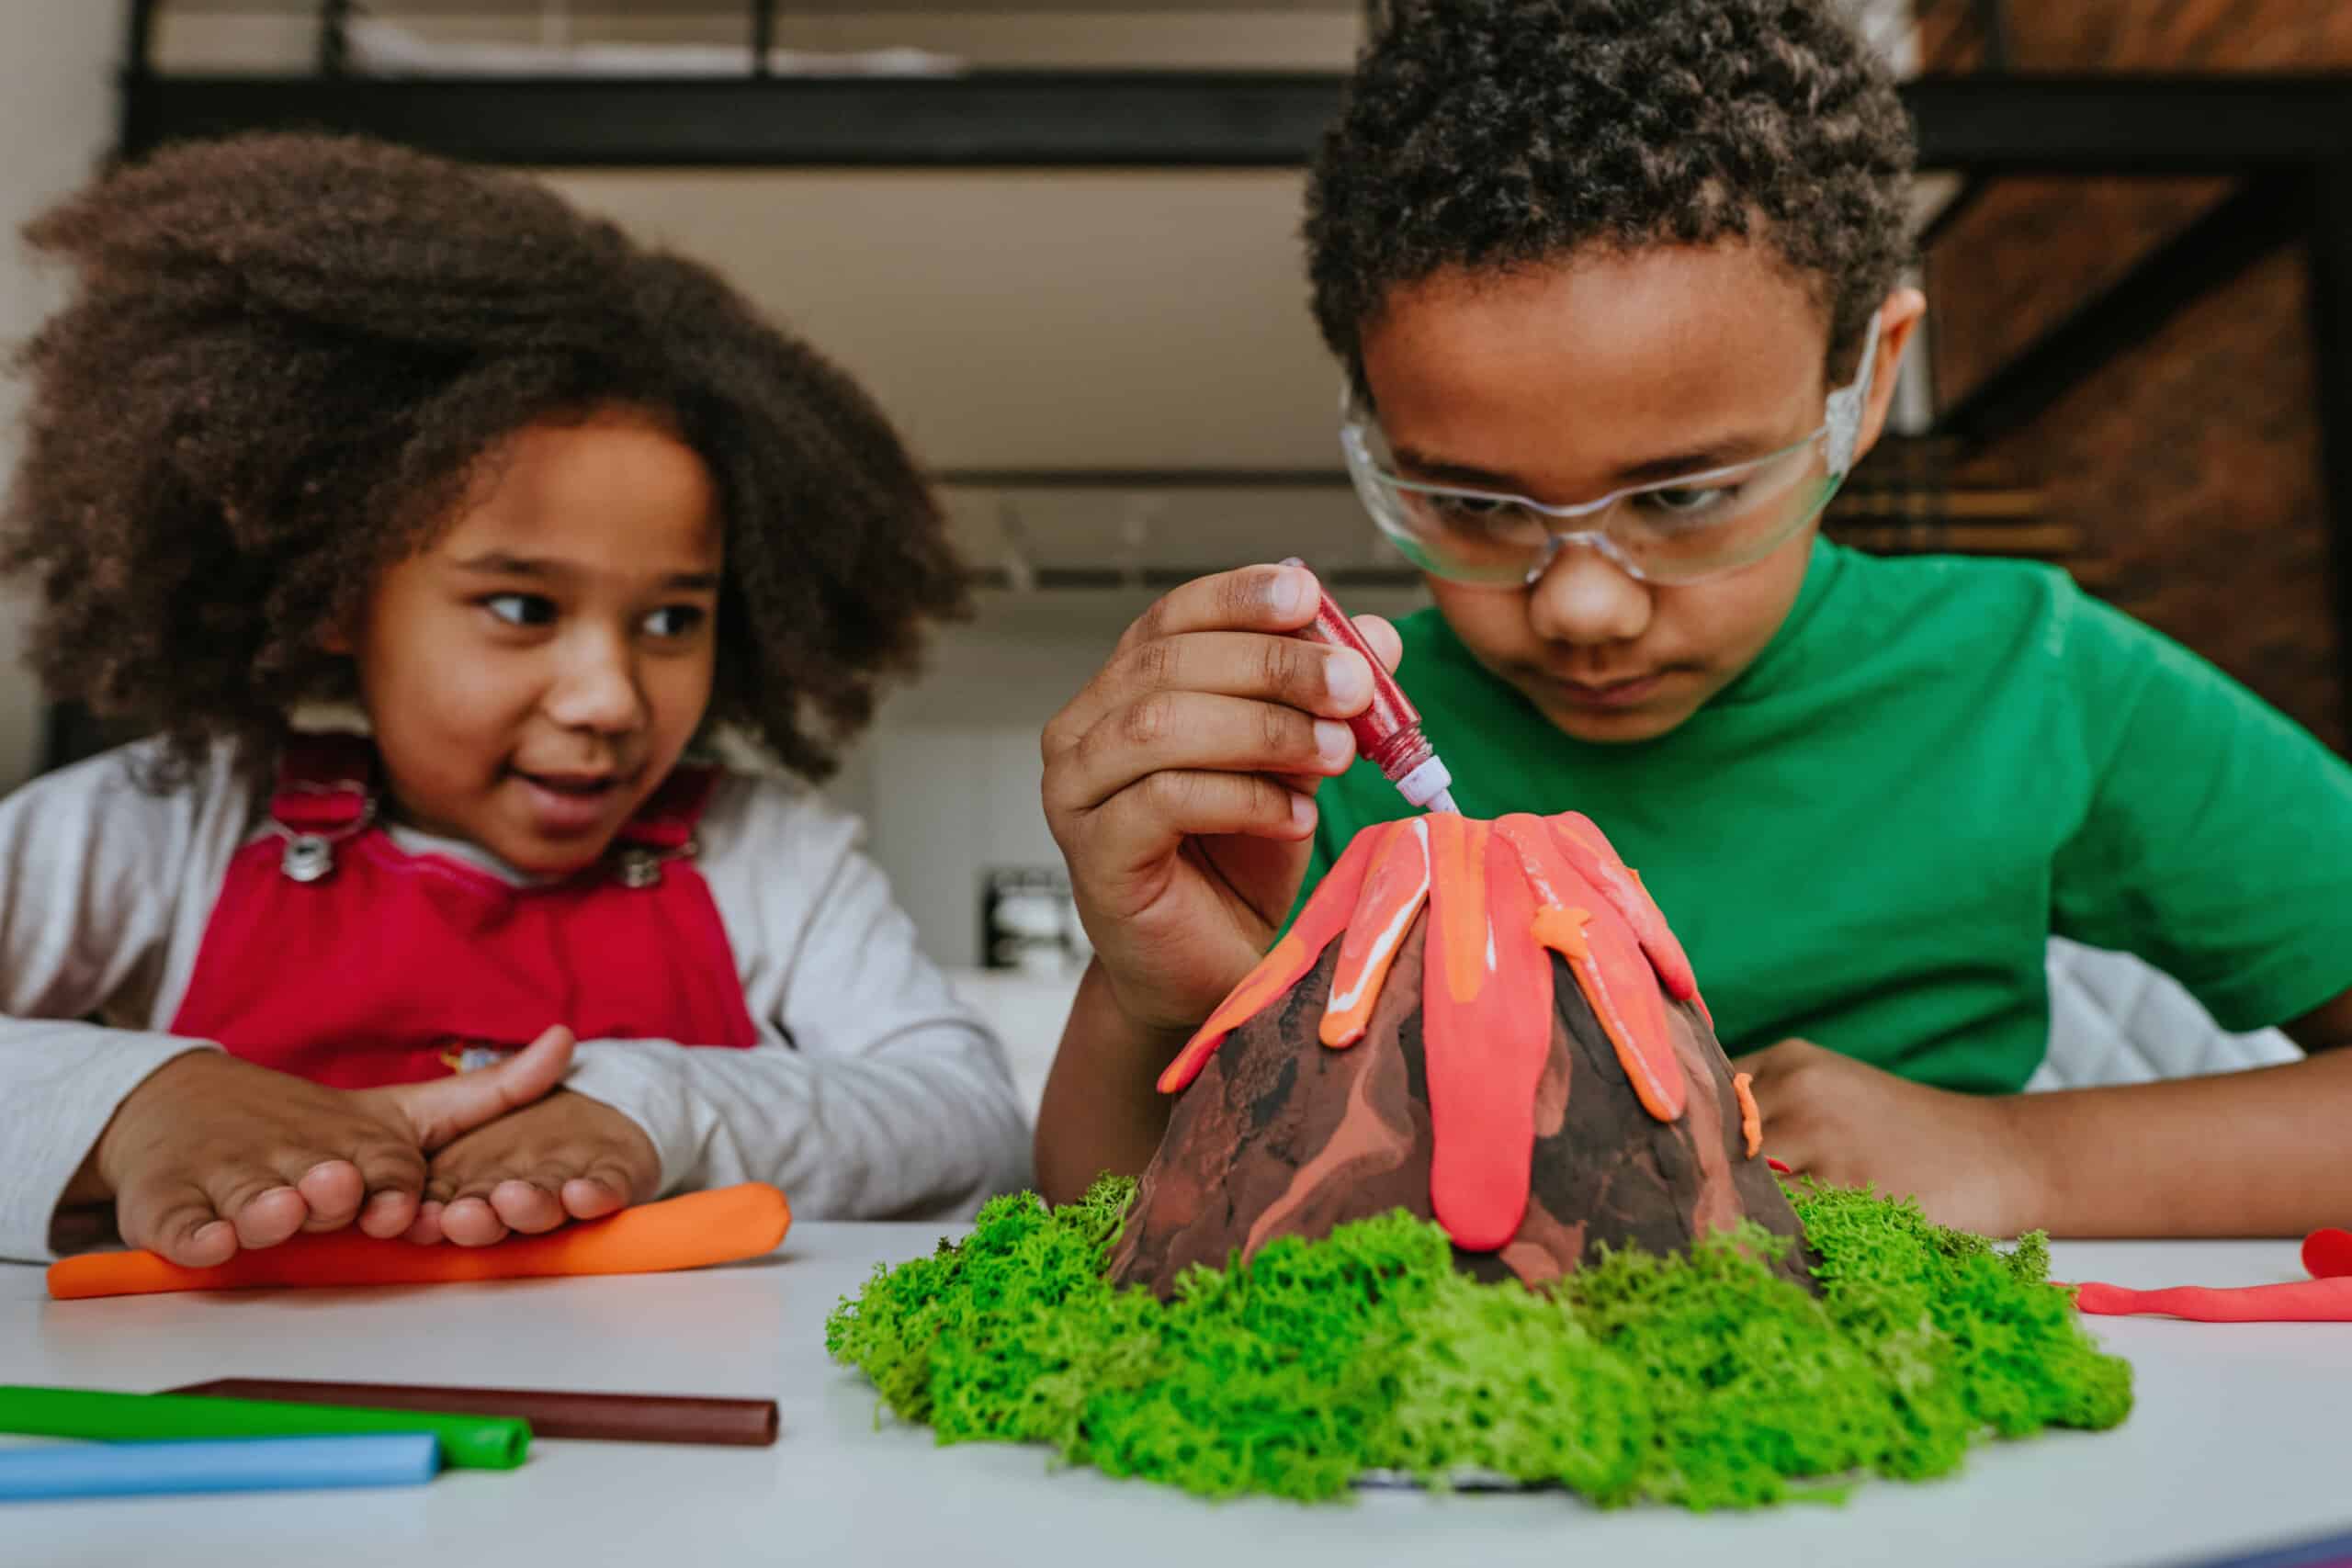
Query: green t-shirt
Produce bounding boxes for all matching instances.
[1302,539,2352,1093]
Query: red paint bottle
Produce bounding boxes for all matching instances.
[1282,558,1460,814]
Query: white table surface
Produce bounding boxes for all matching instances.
[5,1226,2350,1568]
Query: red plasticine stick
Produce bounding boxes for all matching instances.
[2070,1277,2352,1323]
[48,1183,790,1301]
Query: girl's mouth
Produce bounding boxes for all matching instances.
[509,767,633,836]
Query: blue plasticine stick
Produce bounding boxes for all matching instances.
[0,1432,440,1502]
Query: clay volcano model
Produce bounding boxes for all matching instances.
[1110,811,1808,1294]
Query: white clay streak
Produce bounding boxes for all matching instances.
[1324,818,1430,1017]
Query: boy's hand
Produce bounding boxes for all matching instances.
[86,1025,576,1269]
[1041,564,1400,1037]
[410,1089,659,1247]
[1733,1039,2041,1237]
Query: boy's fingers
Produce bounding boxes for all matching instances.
[1050,693,1353,819]
[1091,632,1375,725]
[1080,771,1317,889]
[1112,566,1318,659]
[1351,613,1403,673]
[1046,571,1340,762]
[377,1025,576,1151]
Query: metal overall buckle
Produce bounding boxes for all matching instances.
[614,836,700,889]
[274,788,377,884]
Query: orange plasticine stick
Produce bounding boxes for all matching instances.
[1320,818,1433,1049]
[48,1183,790,1302]
[1158,821,1388,1094]
[1732,1072,1764,1159]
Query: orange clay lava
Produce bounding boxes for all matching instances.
[1159,811,1713,1254]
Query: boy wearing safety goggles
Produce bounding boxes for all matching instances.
[1036,0,2352,1238]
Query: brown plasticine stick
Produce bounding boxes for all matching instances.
[48,1183,790,1301]
[165,1380,778,1447]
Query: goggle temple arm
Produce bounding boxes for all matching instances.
[1825,309,1885,478]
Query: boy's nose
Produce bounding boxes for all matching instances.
[1524,540,1653,647]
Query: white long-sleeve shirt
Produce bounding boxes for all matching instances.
[0,741,1032,1261]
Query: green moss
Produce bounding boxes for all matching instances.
[824,1177,2132,1509]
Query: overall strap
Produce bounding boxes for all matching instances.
[268,734,722,887]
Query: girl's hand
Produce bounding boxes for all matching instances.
[85,1025,576,1269]
[1732,1039,2042,1236]
[410,1087,659,1247]
[1040,564,1400,1038]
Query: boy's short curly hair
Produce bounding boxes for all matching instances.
[3,132,966,783]
[1306,0,1916,385]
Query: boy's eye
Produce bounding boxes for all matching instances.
[1424,492,1521,533]
[1634,485,1737,526]
[483,592,557,627]
[642,604,707,639]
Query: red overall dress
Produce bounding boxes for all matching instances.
[170,736,760,1088]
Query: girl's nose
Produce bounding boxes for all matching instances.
[543,631,648,735]
[1524,539,1654,648]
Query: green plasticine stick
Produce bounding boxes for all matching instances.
[0,1385,529,1470]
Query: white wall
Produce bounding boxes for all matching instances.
[0,1,120,790]
[838,581,1427,971]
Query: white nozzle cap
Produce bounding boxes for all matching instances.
[1393,754,1456,812]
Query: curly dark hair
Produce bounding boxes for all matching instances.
[2,132,967,783]
[1306,0,1916,386]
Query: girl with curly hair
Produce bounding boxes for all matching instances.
[0,132,1027,1266]
[1037,0,2352,1241]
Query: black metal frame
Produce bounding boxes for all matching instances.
[750,0,776,80]
[1973,0,2009,72]
[119,72,1360,169]
[116,71,2352,174]
[92,6,2352,754]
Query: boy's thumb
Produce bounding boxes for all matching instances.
[371,1024,578,1152]
[1352,613,1404,674]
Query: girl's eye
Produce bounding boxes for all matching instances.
[483,592,557,627]
[642,604,707,639]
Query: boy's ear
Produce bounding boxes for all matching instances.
[1852,285,1928,465]
[317,616,354,656]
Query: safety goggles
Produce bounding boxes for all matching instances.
[1340,312,1882,588]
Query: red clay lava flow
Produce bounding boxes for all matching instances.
[1159,810,1713,1252]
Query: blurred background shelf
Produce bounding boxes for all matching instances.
[14,0,2352,990]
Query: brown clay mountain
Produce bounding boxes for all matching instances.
[1108,811,1809,1296]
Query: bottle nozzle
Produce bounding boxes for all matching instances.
[1392,754,1456,814]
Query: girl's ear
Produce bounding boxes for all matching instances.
[317,615,355,656]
